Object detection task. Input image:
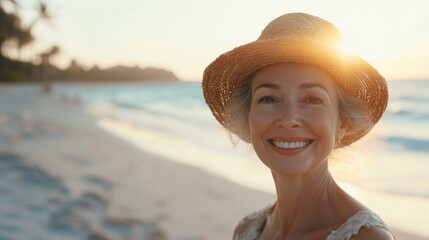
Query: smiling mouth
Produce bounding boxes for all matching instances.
[269,140,313,149]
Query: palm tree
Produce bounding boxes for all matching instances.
[0,0,35,59]
[15,26,33,59]
[21,1,54,62]
[0,5,18,57]
[1,0,54,59]
[28,1,53,30]
[40,45,59,65]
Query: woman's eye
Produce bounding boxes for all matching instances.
[257,96,278,104]
[302,96,322,104]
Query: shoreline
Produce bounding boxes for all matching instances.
[0,83,427,239]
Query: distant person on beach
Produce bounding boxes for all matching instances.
[202,13,395,239]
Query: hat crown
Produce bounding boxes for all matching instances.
[258,13,342,46]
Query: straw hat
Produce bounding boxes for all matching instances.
[202,12,388,147]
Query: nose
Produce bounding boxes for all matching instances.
[275,104,302,129]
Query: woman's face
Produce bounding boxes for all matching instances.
[248,63,346,176]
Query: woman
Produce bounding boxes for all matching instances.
[202,13,395,240]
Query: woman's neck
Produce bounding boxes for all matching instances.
[270,162,340,239]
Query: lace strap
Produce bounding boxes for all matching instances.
[326,210,391,240]
[233,204,273,240]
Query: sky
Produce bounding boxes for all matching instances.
[10,0,429,81]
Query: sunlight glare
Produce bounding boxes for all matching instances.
[337,40,356,61]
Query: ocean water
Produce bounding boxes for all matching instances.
[59,80,429,200]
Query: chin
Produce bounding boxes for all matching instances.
[264,157,329,177]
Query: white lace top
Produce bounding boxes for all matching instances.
[233,205,393,240]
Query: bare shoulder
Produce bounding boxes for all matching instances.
[350,227,395,240]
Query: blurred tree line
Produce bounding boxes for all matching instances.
[0,0,61,90]
[0,0,61,83]
[0,0,178,84]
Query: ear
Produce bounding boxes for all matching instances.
[336,116,348,142]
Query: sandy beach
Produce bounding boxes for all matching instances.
[0,83,427,240]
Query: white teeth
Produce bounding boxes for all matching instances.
[272,140,310,149]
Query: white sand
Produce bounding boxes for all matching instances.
[0,83,427,239]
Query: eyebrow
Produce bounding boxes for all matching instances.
[253,82,329,94]
[253,83,280,93]
[299,82,329,94]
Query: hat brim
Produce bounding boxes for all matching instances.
[203,38,388,146]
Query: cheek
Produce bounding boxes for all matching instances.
[304,109,339,140]
[248,106,277,137]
